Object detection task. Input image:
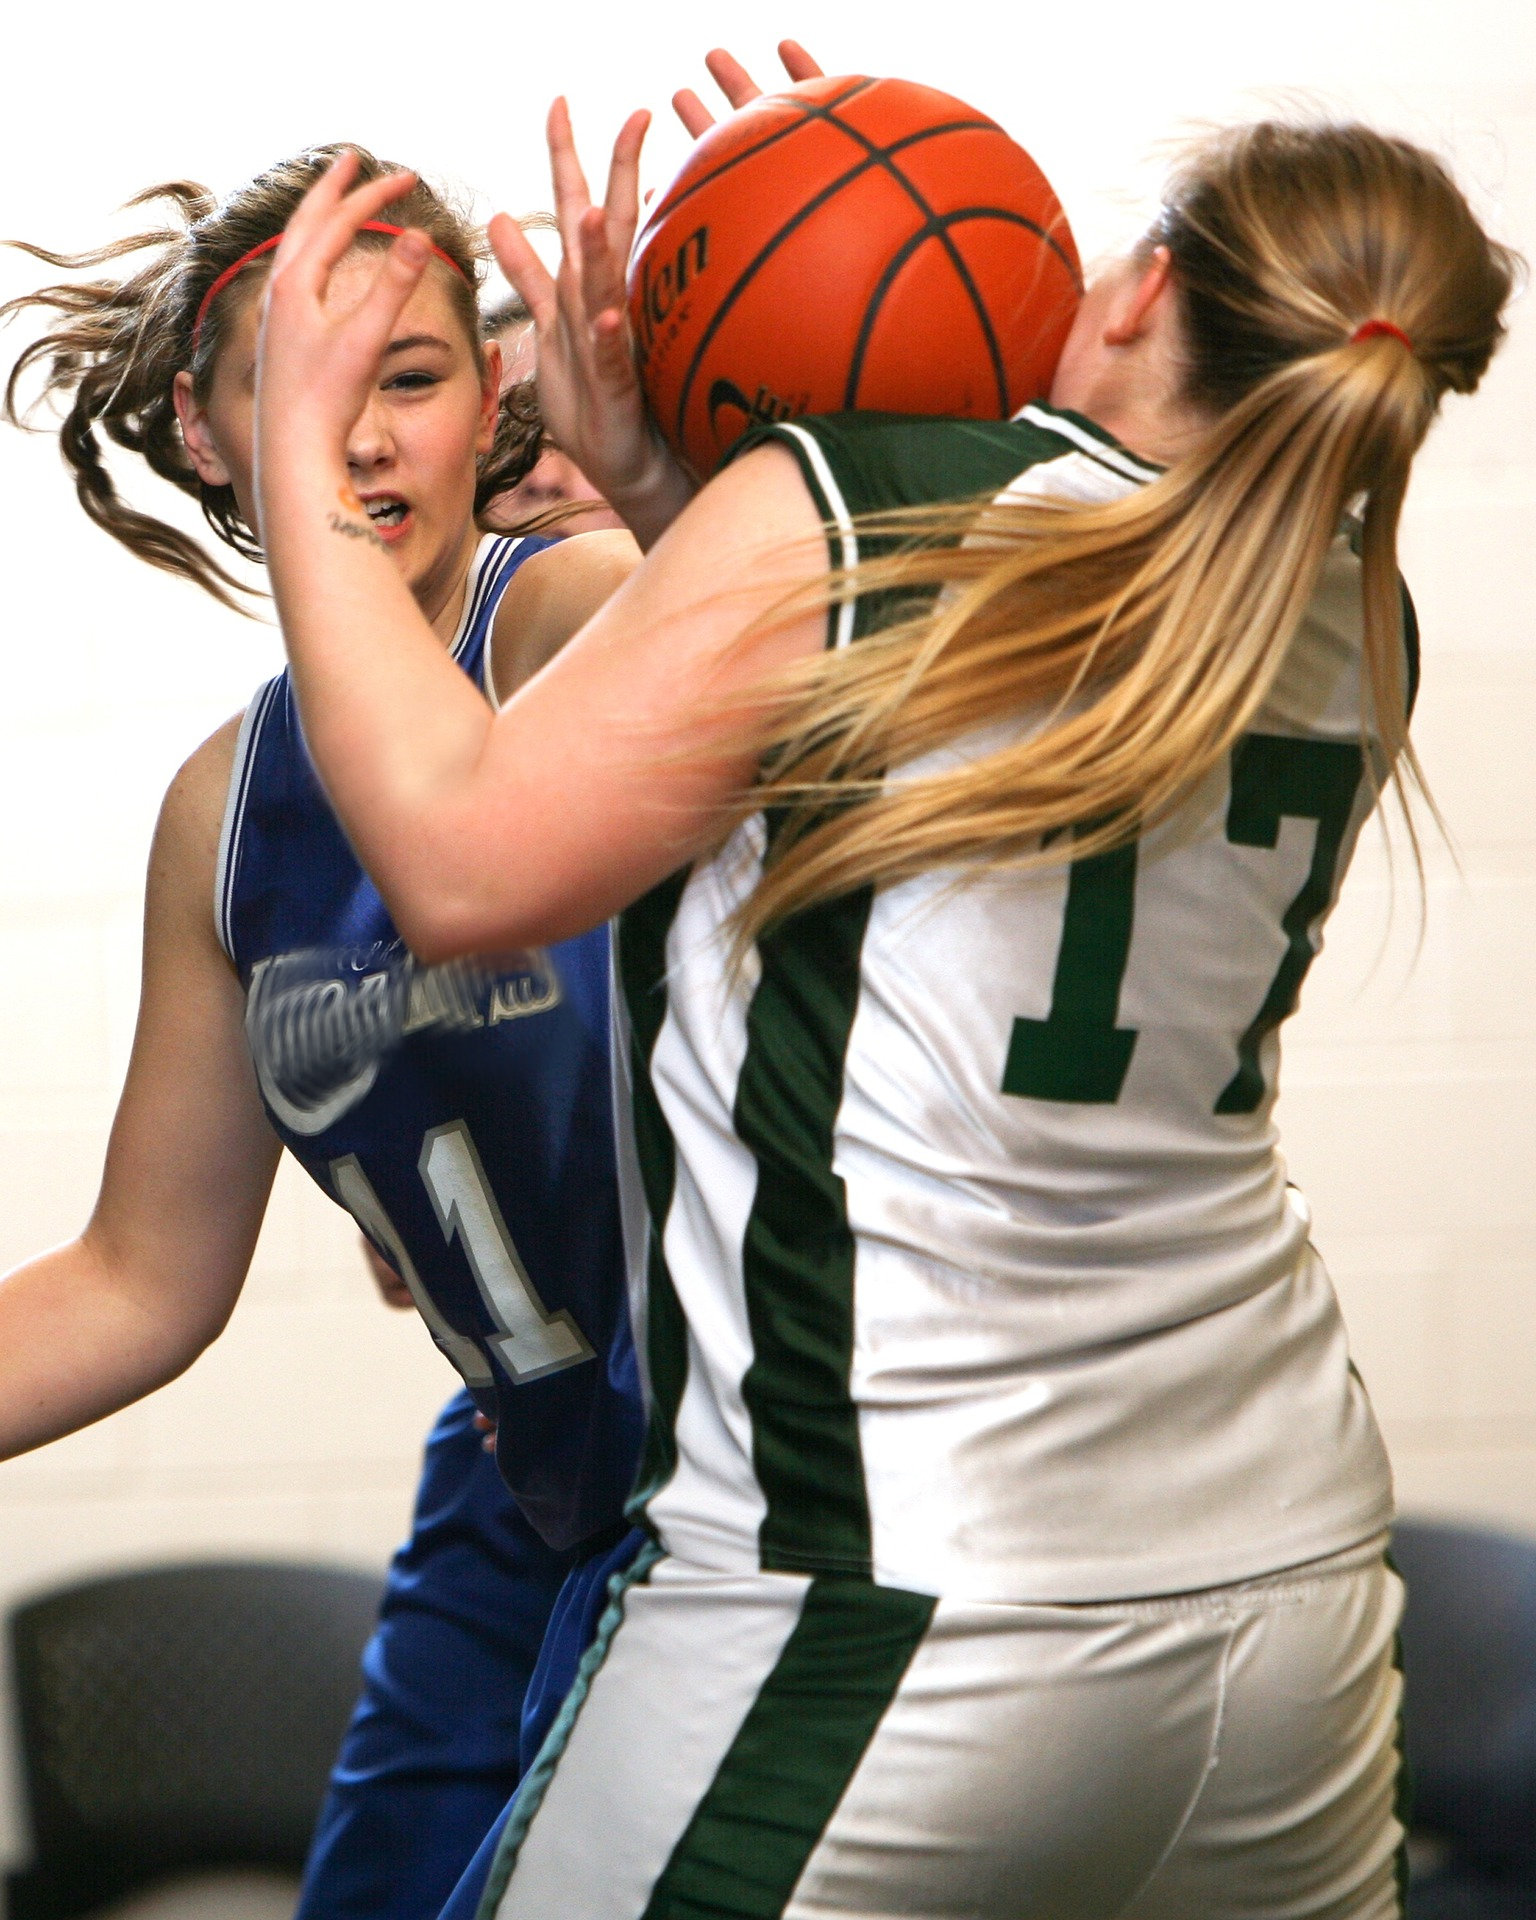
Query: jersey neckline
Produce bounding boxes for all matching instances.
[1010,401,1164,485]
[449,531,527,668]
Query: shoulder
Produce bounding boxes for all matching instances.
[489,530,642,704]
[159,712,243,854]
[731,406,1154,519]
[149,711,247,950]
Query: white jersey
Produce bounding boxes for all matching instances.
[613,404,1404,1603]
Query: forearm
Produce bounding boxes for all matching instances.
[262,459,499,950]
[0,1236,221,1460]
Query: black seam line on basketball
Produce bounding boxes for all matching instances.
[637,76,877,235]
[809,98,1081,290]
[801,100,1011,412]
[844,206,1070,412]
[672,120,1002,447]
[810,104,1019,415]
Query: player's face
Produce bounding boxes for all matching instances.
[179,252,500,625]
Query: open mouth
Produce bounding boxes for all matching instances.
[363,496,410,534]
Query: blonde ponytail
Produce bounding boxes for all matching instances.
[735,121,1516,943]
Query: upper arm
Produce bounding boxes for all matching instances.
[86,716,281,1339]
[419,442,831,956]
[488,530,642,705]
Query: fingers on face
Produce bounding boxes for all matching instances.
[274,157,418,303]
[281,148,360,247]
[345,231,433,356]
[314,169,418,275]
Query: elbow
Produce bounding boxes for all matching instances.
[130,1276,238,1390]
[376,824,571,963]
[155,1325,219,1391]
[370,835,502,965]
[392,891,511,969]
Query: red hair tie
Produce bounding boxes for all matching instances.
[191,221,471,351]
[1350,318,1414,353]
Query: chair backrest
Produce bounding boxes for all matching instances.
[1394,1519,1536,1877]
[5,1560,383,1920]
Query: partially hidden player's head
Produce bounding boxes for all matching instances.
[479,291,625,538]
[735,119,1520,946]
[2,146,544,612]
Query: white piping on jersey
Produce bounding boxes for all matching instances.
[990,449,1144,517]
[1012,403,1161,487]
[772,421,859,651]
[451,532,500,661]
[452,533,528,667]
[474,536,533,704]
[213,674,283,963]
[780,412,1155,652]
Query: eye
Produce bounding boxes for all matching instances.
[383,369,442,393]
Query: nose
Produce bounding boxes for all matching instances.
[345,389,395,477]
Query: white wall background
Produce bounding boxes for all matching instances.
[0,0,1529,1873]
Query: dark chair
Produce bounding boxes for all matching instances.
[5,1560,384,1920]
[1395,1519,1536,1919]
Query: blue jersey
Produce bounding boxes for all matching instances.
[216,532,642,1553]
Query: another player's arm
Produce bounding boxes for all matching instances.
[487,527,640,702]
[269,417,826,957]
[0,720,281,1460]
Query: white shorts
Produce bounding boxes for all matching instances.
[481,1539,1406,1920]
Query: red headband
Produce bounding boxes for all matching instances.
[1350,318,1414,353]
[191,221,471,350]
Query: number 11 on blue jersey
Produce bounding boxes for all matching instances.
[331,1118,595,1388]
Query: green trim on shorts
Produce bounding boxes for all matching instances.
[640,1577,936,1919]
[475,1540,665,1920]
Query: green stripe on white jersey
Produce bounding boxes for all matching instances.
[616,402,1400,1602]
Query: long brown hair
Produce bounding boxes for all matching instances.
[2,145,542,610]
[737,121,1518,942]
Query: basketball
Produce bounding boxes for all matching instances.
[628,74,1082,479]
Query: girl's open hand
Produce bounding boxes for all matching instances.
[254,152,426,494]
[484,44,825,551]
[488,103,691,550]
[671,39,825,139]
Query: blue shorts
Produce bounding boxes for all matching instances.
[294,1391,574,1920]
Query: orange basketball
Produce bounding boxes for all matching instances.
[628,74,1082,478]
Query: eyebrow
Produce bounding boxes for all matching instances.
[238,331,450,387]
[383,332,454,356]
